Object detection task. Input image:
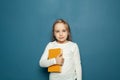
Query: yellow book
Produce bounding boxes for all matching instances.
[48,48,61,72]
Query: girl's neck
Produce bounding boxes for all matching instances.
[56,40,69,44]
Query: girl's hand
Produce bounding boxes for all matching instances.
[55,53,64,66]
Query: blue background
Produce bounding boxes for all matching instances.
[0,0,120,80]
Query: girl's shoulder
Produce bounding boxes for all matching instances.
[67,41,78,46]
[45,41,56,47]
[47,41,56,45]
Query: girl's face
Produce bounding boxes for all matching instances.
[54,23,69,43]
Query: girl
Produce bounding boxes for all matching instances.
[39,19,82,80]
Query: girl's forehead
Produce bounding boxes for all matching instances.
[54,23,68,29]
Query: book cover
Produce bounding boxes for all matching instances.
[48,48,61,72]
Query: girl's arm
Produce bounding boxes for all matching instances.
[74,43,82,80]
[39,42,56,67]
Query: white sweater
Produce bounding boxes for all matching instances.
[39,41,82,80]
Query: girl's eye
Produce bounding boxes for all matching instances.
[55,30,59,33]
[62,30,66,32]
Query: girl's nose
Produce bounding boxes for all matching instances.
[59,32,63,36]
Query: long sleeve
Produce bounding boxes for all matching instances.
[39,42,56,67]
[74,43,82,80]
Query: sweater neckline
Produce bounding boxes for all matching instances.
[54,41,71,45]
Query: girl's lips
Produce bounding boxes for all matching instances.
[59,37,64,39]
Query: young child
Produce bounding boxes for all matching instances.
[39,19,82,80]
